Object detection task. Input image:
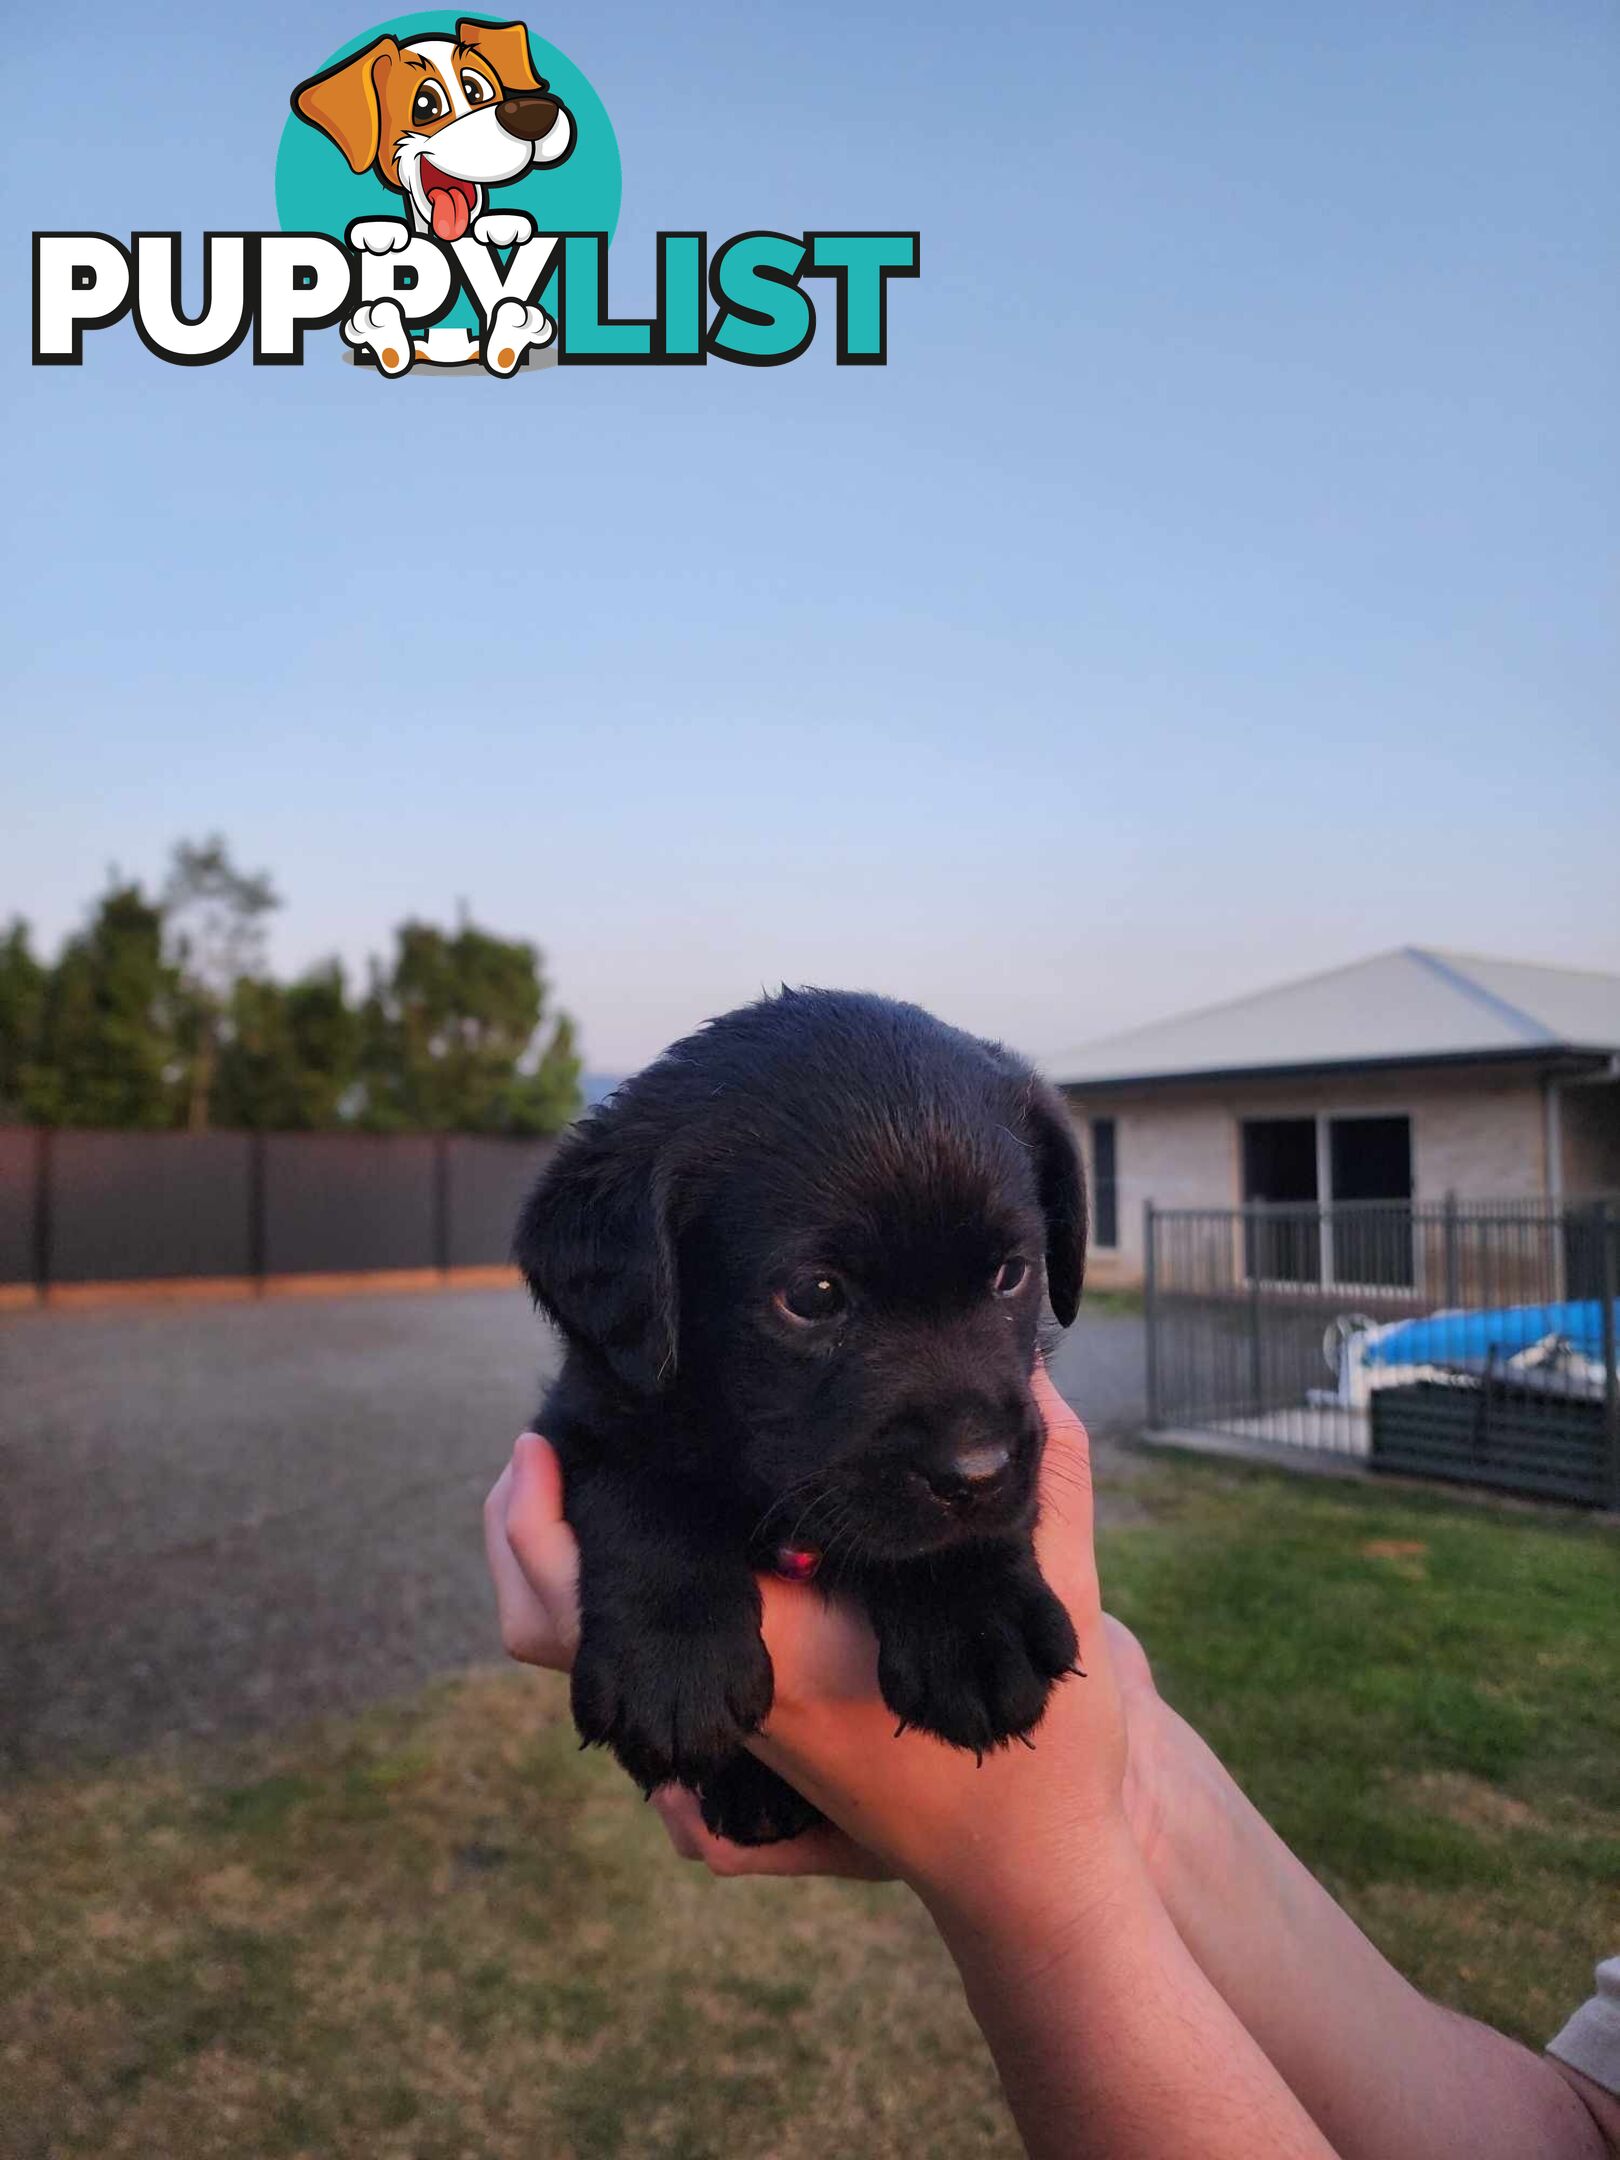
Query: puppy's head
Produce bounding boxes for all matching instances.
[517,990,1085,1564]
[292,20,573,240]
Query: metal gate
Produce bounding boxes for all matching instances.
[1144,1198,1619,1507]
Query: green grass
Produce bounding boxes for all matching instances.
[1100,1456,1620,2044]
[2,1458,1615,2156]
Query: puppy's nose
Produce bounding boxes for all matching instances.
[496,93,562,142]
[923,1439,1013,1503]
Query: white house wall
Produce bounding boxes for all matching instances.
[1067,1062,1552,1290]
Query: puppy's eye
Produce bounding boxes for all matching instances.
[460,70,494,105]
[993,1257,1030,1297]
[774,1272,847,1325]
[412,82,447,126]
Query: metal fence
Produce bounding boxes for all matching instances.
[1144,1198,1620,1508]
[0,1128,554,1293]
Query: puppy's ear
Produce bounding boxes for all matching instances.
[515,1115,679,1395]
[292,37,398,175]
[1024,1079,1087,1326]
[456,18,543,94]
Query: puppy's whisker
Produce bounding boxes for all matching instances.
[750,1466,838,1544]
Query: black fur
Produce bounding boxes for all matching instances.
[514,989,1086,1844]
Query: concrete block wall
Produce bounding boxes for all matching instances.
[1066,1061,1556,1290]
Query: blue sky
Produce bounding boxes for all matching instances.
[5,0,1617,1070]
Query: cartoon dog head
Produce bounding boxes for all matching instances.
[292,18,574,242]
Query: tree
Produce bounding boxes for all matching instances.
[2,855,583,1135]
[358,916,581,1134]
[213,961,361,1130]
[164,836,279,1132]
[499,1009,583,1135]
[0,918,46,1122]
[29,883,178,1128]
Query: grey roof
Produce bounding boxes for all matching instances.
[1052,948,1620,1089]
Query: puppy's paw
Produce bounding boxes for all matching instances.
[472,209,536,249]
[876,1569,1078,1756]
[698,1752,826,1848]
[342,300,412,375]
[348,218,412,254]
[483,298,554,375]
[571,1619,774,1794]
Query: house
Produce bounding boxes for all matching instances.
[1052,949,1620,1290]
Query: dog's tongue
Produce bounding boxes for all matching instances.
[429,186,470,242]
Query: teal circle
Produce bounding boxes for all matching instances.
[275,12,620,329]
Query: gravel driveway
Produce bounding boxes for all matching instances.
[0,1289,1145,1772]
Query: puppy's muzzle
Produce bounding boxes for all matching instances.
[896,1400,1037,1526]
[497,92,563,143]
[922,1438,1013,1504]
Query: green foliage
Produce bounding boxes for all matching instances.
[213,964,362,1131]
[1,848,581,1135]
[24,884,179,1129]
[163,836,280,1132]
[357,919,580,1135]
[0,916,48,1118]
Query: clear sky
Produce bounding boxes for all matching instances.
[5,0,1617,1073]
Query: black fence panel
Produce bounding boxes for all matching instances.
[49,1131,254,1284]
[1371,1383,1607,1506]
[444,1136,553,1269]
[1146,1198,1620,1506]
[0,1129,565,1292]
[0,1129,38,1284]
[263,1133,438,1275]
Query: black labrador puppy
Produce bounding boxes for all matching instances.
[514,988,1087,1846]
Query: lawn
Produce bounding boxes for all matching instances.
[3,1456,1616,2159]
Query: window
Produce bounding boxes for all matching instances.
[1240,1112,1413,1287]
[1328,1115,1412,1288]
[1090,1117,1118,1249]
[1241,1117,1319,1283]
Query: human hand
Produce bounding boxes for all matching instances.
[486,1367,1138,1928]
[734,1365,1132,1936]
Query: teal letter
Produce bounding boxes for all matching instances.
[806,233,918,363]
[708,233,812,365]
[657,233,705,360]
[559,235,652,361]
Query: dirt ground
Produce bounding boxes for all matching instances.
[0,1288,1146,1771]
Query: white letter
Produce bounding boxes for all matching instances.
[133,234,249,363]
[254,234,353,363]
[33,233,131,364]
[451,232,559,327]
[357,235,454,322]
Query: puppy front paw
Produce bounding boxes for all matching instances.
[876,1569,1078,1756]
[483,297,554,374]
[698,1752,825,1848]
[341,300,412,375]
[472,209,536,249]
[571,1619,774,1794]
[348,218,412,254]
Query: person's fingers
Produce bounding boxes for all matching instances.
[650,1784,709,1860]
[483,1436,579,1670]
[649,1784,891,1881]
[1031,1360,1095,1601]
[1102,1612,1156,1696]
[503,1433,582,1663]
[756,1572,881,1712]
[485,1453,564,1666]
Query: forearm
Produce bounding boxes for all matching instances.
[1143,1703,1606,2160]
[930,1825,1337,2160]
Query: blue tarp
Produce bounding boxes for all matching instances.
[1362,1300,1617,1369]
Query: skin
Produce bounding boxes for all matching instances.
[485,1368,1618,2160]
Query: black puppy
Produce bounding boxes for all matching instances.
[514,988,1086,1846]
